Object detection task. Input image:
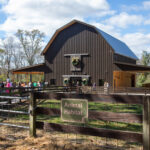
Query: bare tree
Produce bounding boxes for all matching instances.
[0,48,5,75]
[16,29,45,66]
[2,37,15,77]
[12,44,25,69]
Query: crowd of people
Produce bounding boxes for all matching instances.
[0,79,45,89]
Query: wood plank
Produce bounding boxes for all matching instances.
[0,96,28,99]
[36,107,142,124]
[36,122,142,143]
[0,109,29,115]
[0,123,29,129]
[34,93,143,104]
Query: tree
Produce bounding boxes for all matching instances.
[12,44,25,69]
[137,51,150,86]
[0,48,5,77]
[0,48,4,67]
[141,51,150,66]
[15,29,45,66]
[0,48,4,53]
[2,37,15,78]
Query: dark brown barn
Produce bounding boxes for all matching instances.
[13,20,150,88]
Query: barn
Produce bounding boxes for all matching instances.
[13,20,150,88]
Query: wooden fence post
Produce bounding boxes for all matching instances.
[143,96,150,150]
[29,92,36,137]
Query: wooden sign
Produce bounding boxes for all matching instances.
[61,99,88,123]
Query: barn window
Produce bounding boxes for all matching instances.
[99,79,104,86]
[50,79,56,85]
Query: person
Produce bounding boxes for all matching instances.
[33,81,37,87]
[21,82,25,87]
[92,82,96,91]
[0,81,4,93]
[6,81,11,93]
[0,81,4,88]
[7,78,10,83]
[104,81,109,95]
[12,82,16,88]
[37,81,41,90]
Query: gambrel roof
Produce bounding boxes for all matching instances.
[42,20,138,60]
[97,29,138,60]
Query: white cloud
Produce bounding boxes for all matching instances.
[121,1,150,12]
[144,19,150,25]
[0,0,8,4]
[0,0,114,36]
[121,33,150,58]
[104,12,143,28]
[143,1,150,10]
[0,38,3,48]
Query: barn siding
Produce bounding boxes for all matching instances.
[45,23,114,86]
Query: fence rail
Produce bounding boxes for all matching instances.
[0,95,29,130]
[36,122,142,143]
[36,107,142,124]
[34,92,144,104]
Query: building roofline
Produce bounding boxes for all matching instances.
[41,19,138,60]
[12,63,45,73]
[114,61,150,71]
[41,20,98,55]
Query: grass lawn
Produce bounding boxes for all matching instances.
[37,99,143,114]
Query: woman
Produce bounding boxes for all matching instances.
[6,81,11,93]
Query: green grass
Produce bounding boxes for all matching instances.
[35,115,142,133]
[88,102,142,114]
[37,100,143,114]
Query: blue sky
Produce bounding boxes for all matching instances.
[0,0,150,58]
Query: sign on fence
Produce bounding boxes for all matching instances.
[61,99,88,123]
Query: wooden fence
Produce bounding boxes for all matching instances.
[0,95,29,129]
[0,86,77,96]
[27,92,150,150]
[2,87,150,149]
[0,86,76,133]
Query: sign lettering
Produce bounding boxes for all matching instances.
[61,99,88,123]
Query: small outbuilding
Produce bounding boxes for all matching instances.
[13,20,150,88]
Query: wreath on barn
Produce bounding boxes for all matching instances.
[72,57,80,66]
[82,78,88,85]
[63,78,69,85]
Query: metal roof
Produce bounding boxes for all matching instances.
[97,28,138,60]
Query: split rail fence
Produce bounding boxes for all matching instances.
[0,86,76,140]
[2,87,150,149]
[28,92,150,150]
